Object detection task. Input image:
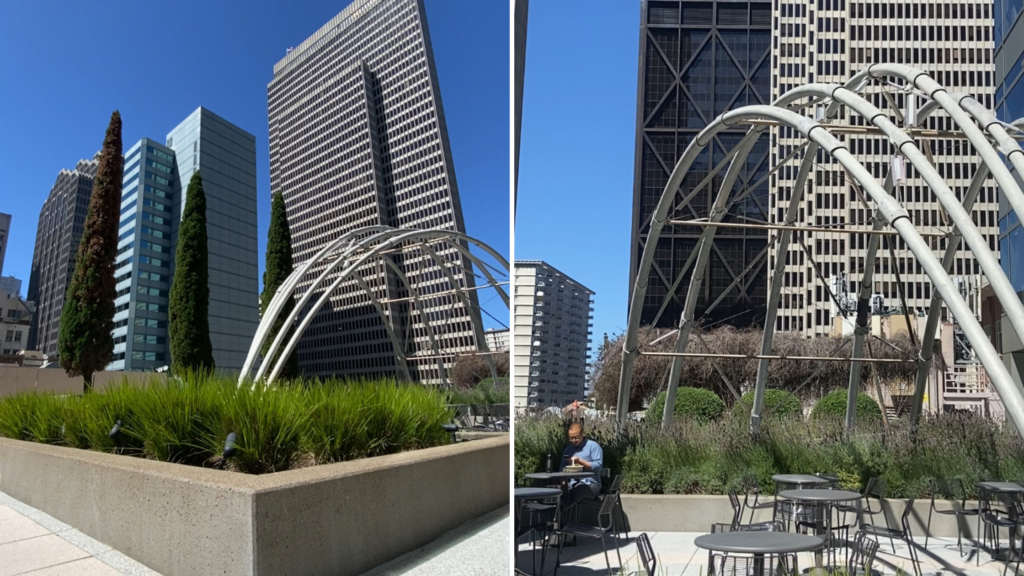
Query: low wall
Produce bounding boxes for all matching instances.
[617,494,974,538]
[0,435,509,576]
[0,366,163,397]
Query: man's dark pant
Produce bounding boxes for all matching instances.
[566,481,600,505]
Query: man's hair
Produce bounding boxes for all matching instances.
[568,423,583,436]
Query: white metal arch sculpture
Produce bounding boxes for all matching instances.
[617,92,1024,439]
[240,226,510,387]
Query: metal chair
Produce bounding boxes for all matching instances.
[835,478,891,548]
[847,531,880,576]
[553,491,623,576]
[925,478,979,556]
[517,492,560,576]
[860,497,921,576]
[578,473,628,542]
[742,475,777,525]
[980,489,1023,568]
[637,532,657,575]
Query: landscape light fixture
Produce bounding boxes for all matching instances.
[441,424,458,444]
[108,419,122,439]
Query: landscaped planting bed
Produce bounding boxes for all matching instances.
[516,411,1024,497]
[0,371,454,473]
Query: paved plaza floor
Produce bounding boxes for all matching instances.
[518,531,1022,575]
[0,491,160,576]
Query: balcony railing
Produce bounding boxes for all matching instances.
[944,364,992,398]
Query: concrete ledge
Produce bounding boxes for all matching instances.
[619,494,979,538]
[0,436,509,576]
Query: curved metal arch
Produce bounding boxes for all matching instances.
[619,104,1024,440]
[242,227,509,387]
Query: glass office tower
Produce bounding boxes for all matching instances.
[630,0,773,330]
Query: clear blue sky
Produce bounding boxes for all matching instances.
[0,0,509,331]
[516,2,640,345]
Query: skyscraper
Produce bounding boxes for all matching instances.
[110,109,259,371]
[267,0,481,381]
[0,212,10,277]
[514,0,529,211]
[512,261,593,409]
[630,0,773,330]
[768,0,998,336]
[27,155,100,355]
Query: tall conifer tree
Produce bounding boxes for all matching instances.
[168,171,215,371]
[58,111,123,390]
[260,192,299,378]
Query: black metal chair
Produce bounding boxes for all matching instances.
[579,473,628,542]
[517,491,560,576]
[847,531,880,576]
[553,491,623,576]
[924,478,979,556]
[637,532,657,576]
[742,475,777,526]
[835,478,891,547]
[980,489,1023,568]
[860,497,921,576]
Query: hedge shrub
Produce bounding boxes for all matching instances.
[812,390,882,421]
[646,387,725,423]
[734,389,803,418]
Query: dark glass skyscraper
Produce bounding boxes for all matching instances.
[630,0,772,329]
[268,0,481,381]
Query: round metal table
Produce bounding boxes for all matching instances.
[524,471,595,482]
[772,474,836,485]
[696,532,824,576]
[975,482,1024,560]
[516,487,562,500]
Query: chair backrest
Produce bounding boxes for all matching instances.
[609,473,623,494]
[728,490,743,526]
[637,532,657,575]
[900,497,916,532]
[598,490,619,519]
[930,478,966,508]
[849,531,880,574]
[742,520,785,532]
[865,477,886,499]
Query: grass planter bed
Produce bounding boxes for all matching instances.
[0,433,509,576]
[0,374,509,575]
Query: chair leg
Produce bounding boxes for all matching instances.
[600,533,612,576]
[614,530,623,572]
[925,507,933,551]
[554,530,566,576]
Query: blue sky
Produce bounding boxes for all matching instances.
[0,0,509,331]
[516,2,640,346]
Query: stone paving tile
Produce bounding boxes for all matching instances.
[18,558,123,576]
[0,534,91,576]
[0,513,50,545]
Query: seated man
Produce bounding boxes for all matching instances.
[561,422,603,504]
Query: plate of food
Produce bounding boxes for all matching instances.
[563,464,584,473]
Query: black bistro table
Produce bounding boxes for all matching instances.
[524,471,596,483]
[779,489,861,566]
[773,474,838,486]
[696,531,824,575]
[515,488,562,575]
[975,482,1024,560]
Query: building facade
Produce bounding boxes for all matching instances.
[110,109,259,372]
[630,0,773,331]
[0,277,21,298]
[0,212,10,277]
[512,261,593,409]
[768,0,998,337]
[994,0,1024,382]
[484,328,510,353]
[267,0,482,382]
[27,155,100,356]
[0,291,34,356]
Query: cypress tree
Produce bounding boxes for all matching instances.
[58,111,123,390]
[168,171,215,371]
[260,192,299,379]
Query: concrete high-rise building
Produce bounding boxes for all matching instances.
[268,0,481,382]
[484,328,510,353]
[768,0,998,336]
[512,261,593,409]
[110,109,259,371]
[514,0,529,211]
[0,212,10,277]
[994,0,1024,380]
[27,155,100,356]
[630,0,773,331]
[0,277,23,298]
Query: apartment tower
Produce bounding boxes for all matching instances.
[630,0,773,331]
[267,0,481,381]
[110,109,259,371]
[768,0,998,336]
[512,261,594,409]
[27,155,100,356]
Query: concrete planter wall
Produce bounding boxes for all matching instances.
[617,494,977,538]
[0,435,509,576]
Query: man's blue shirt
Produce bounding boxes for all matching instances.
[561,438,603,488]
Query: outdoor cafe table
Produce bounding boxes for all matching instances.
[515,488,562,575]
[695,531,824,575]
[778,490,861,566]
[975,482,1024,559]
[772,474,837,486]
[524,471,596,483]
